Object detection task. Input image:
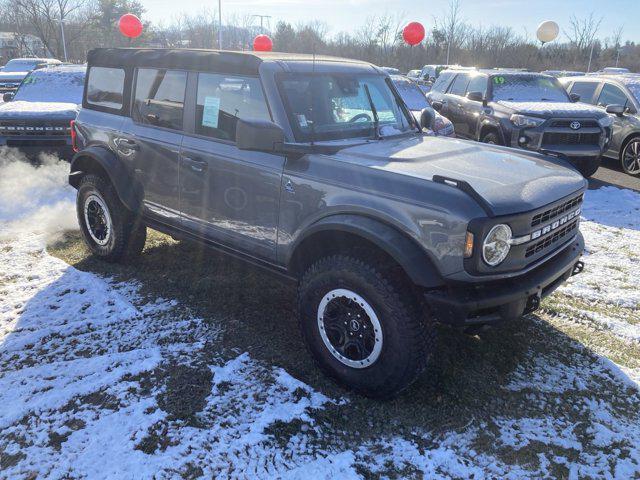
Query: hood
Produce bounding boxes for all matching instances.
[0,71,28,82]
[496,101,607,118]
[0,101,79,120]
[334,135,586,216]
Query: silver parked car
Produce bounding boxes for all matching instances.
[562,74,640,175]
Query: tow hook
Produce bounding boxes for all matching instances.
[572,260,585,276]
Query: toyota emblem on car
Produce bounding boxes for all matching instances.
[570,121,582,130]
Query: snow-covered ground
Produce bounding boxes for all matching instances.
[1,155,639,479]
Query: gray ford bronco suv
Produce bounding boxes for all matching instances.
[69,49,586,398]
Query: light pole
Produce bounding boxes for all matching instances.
[587,41,595,73]
[218,0,222,49]
[59,16,68,62]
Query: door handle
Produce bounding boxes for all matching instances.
[183,156,207,173]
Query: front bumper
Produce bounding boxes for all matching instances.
[0,136,74,161]
[425,232,584,326]
[506,120,609,159]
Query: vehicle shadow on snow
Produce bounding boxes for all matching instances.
[43,230,640,462]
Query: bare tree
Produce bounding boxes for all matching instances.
[435,0,466,64]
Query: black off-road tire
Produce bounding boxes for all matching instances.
[298,254,435,398]
[482,131,502,145]
[76,174,146,262]
[572,156,601,178]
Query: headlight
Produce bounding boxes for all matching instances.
[510,114,545,128]
[482,224,512,266]
[598,115,613,128]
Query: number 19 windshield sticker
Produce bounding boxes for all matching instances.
[493,76,506,85]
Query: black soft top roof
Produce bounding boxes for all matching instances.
[87,48,371,75]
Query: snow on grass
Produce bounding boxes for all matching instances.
[1,157,640,478]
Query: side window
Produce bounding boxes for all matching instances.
[431,72,454,93]
[597,83,630,108]
[133,68,187,130]
[448,74,470,96]
[195,73,271,141]
[466,75,487,96]
[86,67,125,111]
[570,81,599,104]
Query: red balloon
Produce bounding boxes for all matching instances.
[403,22,425,46]
[253,34,273,52]
[119,14,143,39]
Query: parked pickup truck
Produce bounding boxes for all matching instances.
[69,49,586,398]
[426,70,614,177]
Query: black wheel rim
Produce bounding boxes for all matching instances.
[317,289,383,368]
[83,194,112,246]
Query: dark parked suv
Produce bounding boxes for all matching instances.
[427,70,613,177]
[70,49,586,397]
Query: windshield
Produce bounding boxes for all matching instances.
[623,80,640,103]
[14,69,85,103]
[491,75,569,102]
[278,73,413,142]
[392,78,429,111]
[3,60,41,72]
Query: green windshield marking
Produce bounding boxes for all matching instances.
[493,76,505,85]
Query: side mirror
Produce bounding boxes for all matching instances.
[606,104,625,116]
[236,118,285,152]
[431,101,443,112]
[466,91,484,103]
[3,92,14,102]
[570,93,581,102]
[419,108,435,130]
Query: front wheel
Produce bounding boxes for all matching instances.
[481,131,502,145]
[572,156,601,178]
[76,174,146,262]
[298,254,435,398]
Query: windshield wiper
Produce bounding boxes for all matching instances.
[363,84,380,140]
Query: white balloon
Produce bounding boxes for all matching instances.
[537,20,559,44]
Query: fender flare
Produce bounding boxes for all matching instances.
[477,120,506,144]
[288,214,444,289]
[69,146,143,213]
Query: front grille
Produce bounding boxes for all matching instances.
[550,119,599,128]
[542,132,600,146]
[6,139,67,147]
[531,194,583,227]
[0,124,70,136]
[525,219,578,257]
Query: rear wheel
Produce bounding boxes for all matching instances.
[621,138,640,175]
[572,156,601,178]
[482,131,502,145]
[298,254,435,398]
[76,174,146,262]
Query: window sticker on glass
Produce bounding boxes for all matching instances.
[202,96,221,128]
[493,76,505,85]
[297,114,308,127]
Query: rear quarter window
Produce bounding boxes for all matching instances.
[86,67,126,111]
[431,72,455,93]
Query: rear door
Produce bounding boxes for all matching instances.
[116,68,187,225]
[178,71,284,262]
[445,73,471,137]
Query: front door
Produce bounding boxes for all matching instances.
[179,72,284,262]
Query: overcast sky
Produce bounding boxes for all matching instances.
[141,0,639,43]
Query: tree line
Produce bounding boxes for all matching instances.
[0,0,637,74]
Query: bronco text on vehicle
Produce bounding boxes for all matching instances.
[426,70,613,177]
[69,49,586,398]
